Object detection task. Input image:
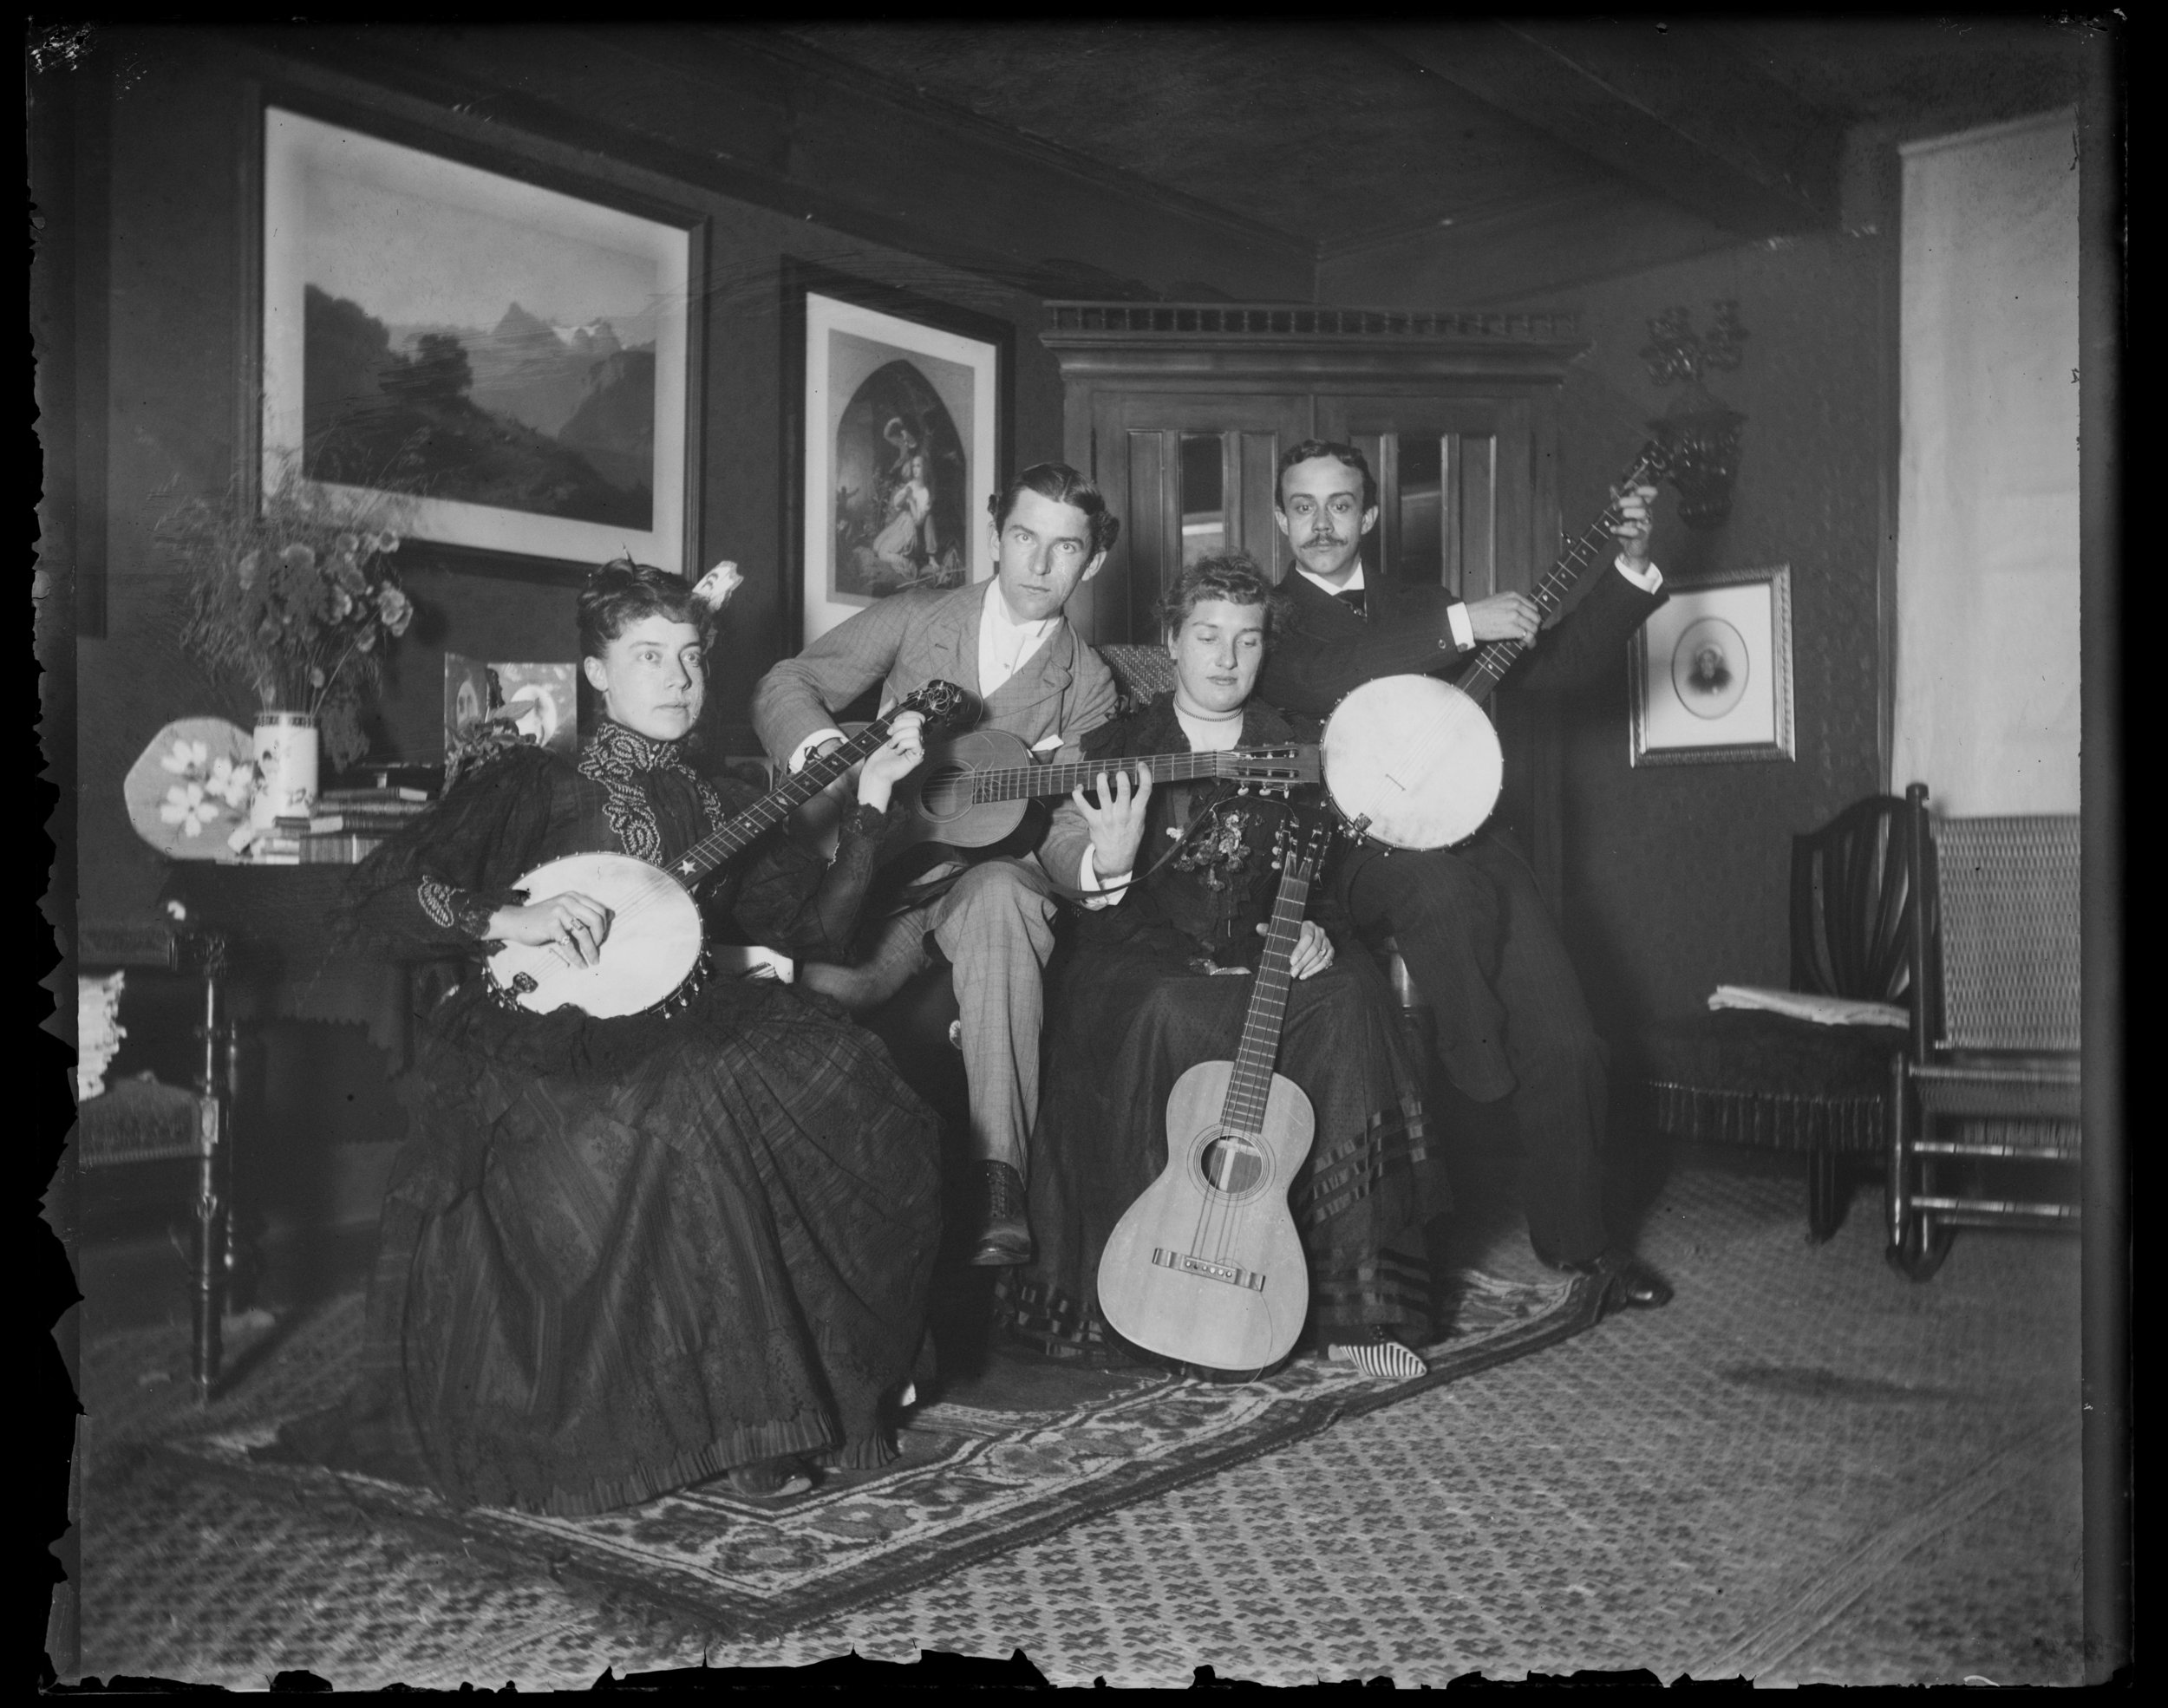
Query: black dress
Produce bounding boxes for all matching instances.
[1005,695,1449,1365]
[272,723,944,1516]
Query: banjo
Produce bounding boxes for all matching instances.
[484,680,968,1020]
[1322,440,1670,851]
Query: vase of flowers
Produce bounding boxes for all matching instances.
[161,466,419,801]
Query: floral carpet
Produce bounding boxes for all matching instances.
[156,1268,1601,1642]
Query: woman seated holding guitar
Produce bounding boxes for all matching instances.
[1009,556,1450,1379]
[271,560,941,1511]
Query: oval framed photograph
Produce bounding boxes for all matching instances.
[1670,616,1750,720]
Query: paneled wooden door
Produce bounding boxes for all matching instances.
[1074,392,1313,644]
[1313,394,1553,602]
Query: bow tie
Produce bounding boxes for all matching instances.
[1333,587,1368,619]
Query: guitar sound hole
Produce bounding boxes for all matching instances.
[1198,1135,1265,1196]
[918,764,974,819]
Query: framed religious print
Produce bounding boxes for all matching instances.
[1629,564,1797,766]
[786,264,1009,644]
[259,103,704,577]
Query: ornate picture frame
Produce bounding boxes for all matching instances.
[1629,564,1797,766]
[785,263,1010,645]
[260,102,704,577]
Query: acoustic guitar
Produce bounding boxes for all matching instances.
[1095,811,1337,1378]
[888,728,1319,857]
[1321,440,1671,851]
[484,681,968,1020]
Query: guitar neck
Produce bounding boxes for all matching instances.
[1216,854,1316,1139]
[664,716,897,886]
[967,748,1273,804]
[1451,440,1667,706]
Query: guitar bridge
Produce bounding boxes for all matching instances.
[1151,1248,1267,1292]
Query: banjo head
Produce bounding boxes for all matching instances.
[1322,675,1503,851]
[486,851,704,1019]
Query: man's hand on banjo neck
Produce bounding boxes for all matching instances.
[1457,481,1658,648]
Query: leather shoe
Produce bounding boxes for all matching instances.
[1541,1248,1673,1313]
[968,1160,1033,1267]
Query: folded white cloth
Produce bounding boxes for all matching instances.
[1708,984,1908,1029]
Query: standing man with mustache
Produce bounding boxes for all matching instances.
[1256,440,1674,1313]
[754,463,1121,1268]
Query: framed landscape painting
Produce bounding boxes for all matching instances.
[788,268,1009,644]
[1629,564,1797,766]
[260,105,702,576]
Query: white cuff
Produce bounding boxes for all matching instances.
[1078,844,1127,909]
[1446,600,1475,650]
[787,727,849,774]
[1615,555,1664,594]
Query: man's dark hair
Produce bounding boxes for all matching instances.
[1158,552,1287,642]
[1273,439,1378,515]
[988,462,1121,557]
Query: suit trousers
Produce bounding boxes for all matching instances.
[1335,831,1610,1266]
[814,858,1060,1175]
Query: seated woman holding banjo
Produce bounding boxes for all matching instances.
[1007,556,1450,1380]
[271,559,945,1511]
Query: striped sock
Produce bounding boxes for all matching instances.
[1327,1338,1428,1379]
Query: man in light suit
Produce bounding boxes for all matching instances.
[754,462,1121,1266]
[1255,440,1675,1313]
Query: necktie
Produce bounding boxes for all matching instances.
[1335,587,1367,620]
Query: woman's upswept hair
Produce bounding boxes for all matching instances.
[578,558,703,660]
[1158,553,1287,641]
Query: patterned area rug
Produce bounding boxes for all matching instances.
[153,1269,1601,1642]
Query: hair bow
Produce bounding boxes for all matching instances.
[690,560,744,612]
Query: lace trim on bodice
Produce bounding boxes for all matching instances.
[577,721,728,864]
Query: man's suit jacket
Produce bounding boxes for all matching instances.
[1255,567,1664,722]
[753,579,1118,773]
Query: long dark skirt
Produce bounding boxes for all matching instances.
[270,973,944,1516]
[1006,936,1447,1365]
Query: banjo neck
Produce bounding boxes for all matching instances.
[1450,439,1668,707]
[659,702,920,889]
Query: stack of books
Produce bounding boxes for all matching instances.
[251,783,435,864]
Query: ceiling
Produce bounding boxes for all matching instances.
[781,20,2099,259]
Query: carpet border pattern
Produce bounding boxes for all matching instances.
[160,1271,1603,1641]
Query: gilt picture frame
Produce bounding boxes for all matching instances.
[259,103,703,577]
[786,264,1009,645]
[1629,564,1797,766]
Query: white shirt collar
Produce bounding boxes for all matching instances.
[1296,562,1365,596]
[983,580,1061,645]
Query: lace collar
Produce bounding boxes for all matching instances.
[577,720,726,864]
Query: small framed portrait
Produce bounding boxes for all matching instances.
[786,264,1009,644]
[1629,564,1797,766]
[260,103,705,577]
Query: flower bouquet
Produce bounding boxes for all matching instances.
[161,467,420,774]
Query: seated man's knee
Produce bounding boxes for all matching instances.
[945,860,1056,936]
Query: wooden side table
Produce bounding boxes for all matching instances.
[76,917,238,1404]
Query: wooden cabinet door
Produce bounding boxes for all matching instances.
[1074,392,1312,644]
[1312,394,1555,602]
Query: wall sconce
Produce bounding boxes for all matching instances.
[1640,301,1748,529]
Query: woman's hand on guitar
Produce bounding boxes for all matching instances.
[1073,765,1153,886]
[490,891,614,966]
[855,710,926,813]
[1261,918,1336,981]
[1464,591,1542,645]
